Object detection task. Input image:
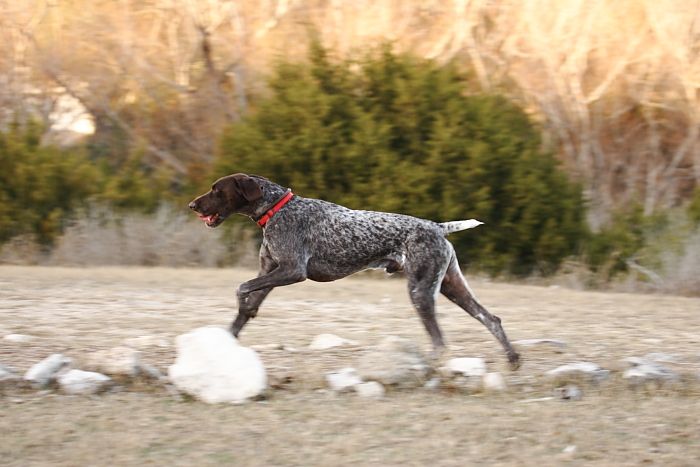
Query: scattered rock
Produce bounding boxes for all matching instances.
[445,357,487,377]
[84,346,141,378]
[622,357,679,386]
[24,354,72,388]
[423,377,441,390]
[326,367,362,392]
[483,372,507,392]
[3,334,35,343]
[555,385,582,401]
[356,336,430,388]
[563,445,577,455]
[546,362,609,384]
[354,381,385,398]
[308,334,358,350]
[58,369,112,395]
[137,362,165,381]
[168,326,267,404]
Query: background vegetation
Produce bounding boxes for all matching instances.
[1,0,699,294]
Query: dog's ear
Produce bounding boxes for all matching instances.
[233,174,263,202]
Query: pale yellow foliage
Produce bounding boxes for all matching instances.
[1,0,699,218]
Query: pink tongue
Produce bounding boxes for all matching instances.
[199,214,215,223]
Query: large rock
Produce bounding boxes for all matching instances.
[24,354,72,388]
[356,336,430,388]
[84,346,141,378]
[58,369,112,395]
[168,326,267,404]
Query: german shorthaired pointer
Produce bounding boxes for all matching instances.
[189,173,520,368]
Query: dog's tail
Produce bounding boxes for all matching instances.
[439,219,483,235]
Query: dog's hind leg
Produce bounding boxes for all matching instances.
[404,237,452,352]
[440,252,521,369]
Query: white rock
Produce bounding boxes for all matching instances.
[356,336,430,388]
[546,362,609,383]
[24,354,72,388]
[482,372,507,392]
[326,367,362,392]
[623,358,678,385]
[58,369,112,395]
[424,377,441,390]
[168,326,266,404]
[446,357,487,377]
[84,346,141,377]
[3,334,35,343]
[555,385,582,400]
[308,334,357,350]
[354,381,385,398]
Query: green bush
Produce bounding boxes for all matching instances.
[0,121,100,244]
[216,43,587,275]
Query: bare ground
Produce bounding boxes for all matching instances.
[1,266,699,466]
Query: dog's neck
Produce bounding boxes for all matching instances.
[244,179,291,221]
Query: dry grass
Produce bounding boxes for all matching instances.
[1,266,699,466]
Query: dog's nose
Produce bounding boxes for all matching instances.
[188,201,197,210]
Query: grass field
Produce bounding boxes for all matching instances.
[1,266,699,466]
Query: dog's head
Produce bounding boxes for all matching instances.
[188,173,263,228]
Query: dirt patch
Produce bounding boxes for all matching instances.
[1,266,699,466]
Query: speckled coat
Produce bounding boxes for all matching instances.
[189,173,520,368]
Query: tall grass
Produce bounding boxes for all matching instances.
[0,204,257,268]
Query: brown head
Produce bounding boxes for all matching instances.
[188,173,264,228]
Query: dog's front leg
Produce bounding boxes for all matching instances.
[231,261,307,337]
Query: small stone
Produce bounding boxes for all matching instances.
[483,372,507,392]
[308,334,357,350]
[3,334,35,343]
[556,385,582,401]
[622,358,679,386]
[24,354,72,388]
[424,377,441,390]
[563,445,577,454]
[446,357,487,377]
[326,367,362,392]
[84,346,141,377]
[546,362,609,383]
[356,336,430,388]
[58,369,112,395]
[354,381,385,398]
[137,363,165,381]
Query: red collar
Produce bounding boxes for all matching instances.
[256,190,294,227]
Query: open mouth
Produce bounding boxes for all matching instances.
[197,213,221,227]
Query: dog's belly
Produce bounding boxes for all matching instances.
[305,252,405,282]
